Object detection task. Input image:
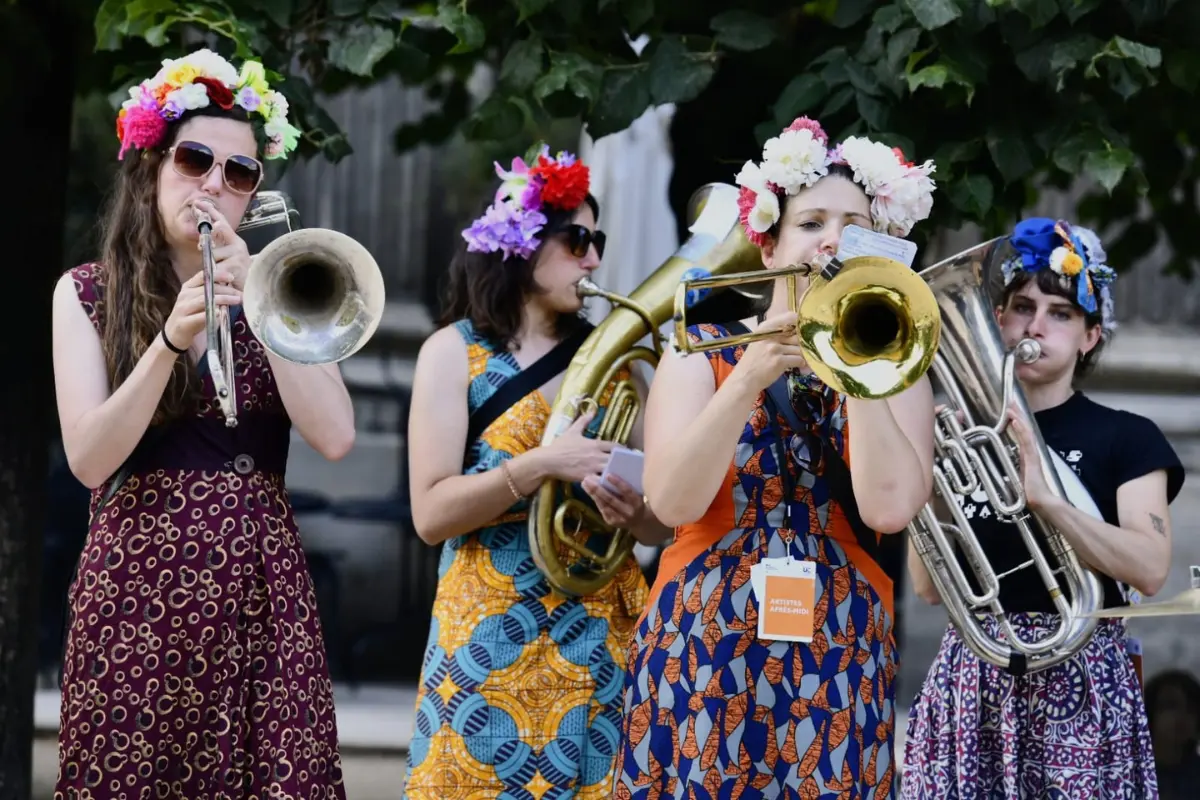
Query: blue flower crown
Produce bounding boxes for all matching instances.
[1001,217,1117,333]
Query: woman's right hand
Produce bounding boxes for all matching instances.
[538,408,614,483]
[163,268,243,351]
[730,311,810,393]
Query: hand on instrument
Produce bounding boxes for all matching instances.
[1006,405,1054,510]
[194,199,252,291]
[539,408,614,483]
[732,311,810,393]
[581,474,646,528]
[164,268,242,349]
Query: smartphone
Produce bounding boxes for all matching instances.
[600,446,644,494]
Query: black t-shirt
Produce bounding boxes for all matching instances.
[951,391,1185,612]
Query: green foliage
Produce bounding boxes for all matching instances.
[93,0,1200,277]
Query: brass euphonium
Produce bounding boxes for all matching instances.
[906,237,1105,674]
[529,183,761,597]
[196,191,386,428]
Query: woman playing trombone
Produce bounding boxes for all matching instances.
[612,116,938,797]
[50,48,353,797]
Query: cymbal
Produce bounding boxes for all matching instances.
[1082,565,1200,619]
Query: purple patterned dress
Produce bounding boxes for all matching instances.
[55,263,345,799]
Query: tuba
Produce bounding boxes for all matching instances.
[906,237,1105,674]
[528,183,761,597]
[196,191,386,427]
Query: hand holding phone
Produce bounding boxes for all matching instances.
[600,446,644,495]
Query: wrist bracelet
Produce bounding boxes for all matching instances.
[160,327,187,355]
[501,461,526,500]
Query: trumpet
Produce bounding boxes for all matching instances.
[195,191,386,428]
[672,252,942,400]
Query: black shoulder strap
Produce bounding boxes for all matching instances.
[465,323,593,452]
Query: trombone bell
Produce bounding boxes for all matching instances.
[673,255,941,399]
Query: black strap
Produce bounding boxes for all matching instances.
[465,324,593,454]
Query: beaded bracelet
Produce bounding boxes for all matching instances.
[501,461,526,500]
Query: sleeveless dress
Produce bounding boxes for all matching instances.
[56,263,345,799]
[612,323,898,799]
[401,319,649,800]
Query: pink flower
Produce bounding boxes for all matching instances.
[118,106,167,160]
[784,116,828,145]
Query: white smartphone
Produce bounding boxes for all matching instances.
[600,446,645,495]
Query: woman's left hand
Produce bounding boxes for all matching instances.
[1006,404,1055,510]
[581,474,646,528]
[196,199,252,291]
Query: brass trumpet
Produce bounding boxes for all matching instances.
[672,253,943,400]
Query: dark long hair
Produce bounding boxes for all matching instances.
[999,269,1108,379]
[437,193,600,351]
[96,105,264,424]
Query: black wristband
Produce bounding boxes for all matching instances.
[161,327,187,355]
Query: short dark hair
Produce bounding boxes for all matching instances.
[999,268,1108,379]
[436,193,600,349]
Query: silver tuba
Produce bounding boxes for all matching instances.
[196,191,386,427]
[906,237,1105,674]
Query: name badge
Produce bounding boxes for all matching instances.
[750,557,817,643]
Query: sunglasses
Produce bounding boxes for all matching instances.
[556,224,606,260]
[167,140,264,195]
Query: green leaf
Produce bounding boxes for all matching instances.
[772,74,827,122]
[620,0,653,32]
[872,4,906,33]
[820,85,854,116]
[1110,36,1162,70]
[1083,147,1135,193]
[499,36,544,91]
[1166,49,1200,93]
[327,24,397,77]
[844,59,881,96]
[648,38,716,105]
[463,93,526,141]
[986,132,1034,183]
[1011,0,1057,27]
[588,68,651,139]
[257,0,294,28]
[1051,129,1105,173]
[330,0,368,16]
[534,52,603,103]
[902,0,961,30]
[906,62,975,104]
[855,91,889,128]
[512,0,553,22]
[947,173,994,217]
[831,0,875,28]
[886,28,922,71]
[1061,0,1104,24]
[437,4,485,54]
[710,10,775,52]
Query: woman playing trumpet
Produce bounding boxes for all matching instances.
[50,48,353,797]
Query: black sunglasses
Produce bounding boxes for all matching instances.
[555,224,606,259]
[167,140,264,195]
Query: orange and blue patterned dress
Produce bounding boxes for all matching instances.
[401,319,649,799]
[612,323,898,799]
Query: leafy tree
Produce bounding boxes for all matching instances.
[95,0,1200,277]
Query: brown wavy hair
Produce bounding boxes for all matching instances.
[999,269,1108,379]
[97,105,265,424]
[437,193,600,351]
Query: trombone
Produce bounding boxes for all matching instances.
[195,191,386,428]
[672,252,942,399]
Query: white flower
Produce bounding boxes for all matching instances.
[748,190,780,233]
[182,48,239,85]
[166,83,211,112]
[734,160,770,194]
[1049,246,1071,275]
[837,137,906,193]
[1072,226,1107,265]
[760,129,829,193]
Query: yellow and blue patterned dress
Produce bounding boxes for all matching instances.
[401,319,649,799]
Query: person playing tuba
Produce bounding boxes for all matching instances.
[902,218,1185,798]
[402,143,672,799]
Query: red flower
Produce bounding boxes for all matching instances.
[531,157,590,210]
[892,147,915,168]
[194,77,235,110]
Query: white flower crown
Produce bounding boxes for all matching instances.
[734,117,937,244]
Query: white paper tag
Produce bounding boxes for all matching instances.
[755,557,817,643]
[836,224,918,269]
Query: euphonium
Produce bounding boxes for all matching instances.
[529,182,761,597]
[906,237,1105,674]
[196,191,386,428]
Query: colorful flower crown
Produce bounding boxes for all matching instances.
[734,116,937,244]
[1002,217,1118,332]
[462,144,591,261]
[115,48,302,162]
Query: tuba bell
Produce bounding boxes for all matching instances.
[528,183,761,597]
[906,236,1105,674]
[240,191,386,367]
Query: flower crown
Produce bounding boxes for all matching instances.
[1002,217,1118,332]
[462,144,591,261]
[115,48,302,162]
[734,117,937,244]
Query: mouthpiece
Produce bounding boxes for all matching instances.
[1013,339,1041,364]
[192,202,214,233]
[576,278,601,297]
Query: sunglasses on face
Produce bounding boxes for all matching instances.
[167,140,264,195]
[555,224,606,259]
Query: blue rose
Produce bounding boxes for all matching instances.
[1009,217,1060,271]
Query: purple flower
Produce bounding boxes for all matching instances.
[237,87,261,112]
[461,200,547,261]
[162,100,185,120]
[519,177,544,212]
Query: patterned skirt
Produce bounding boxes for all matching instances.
[901,613,1156,799]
